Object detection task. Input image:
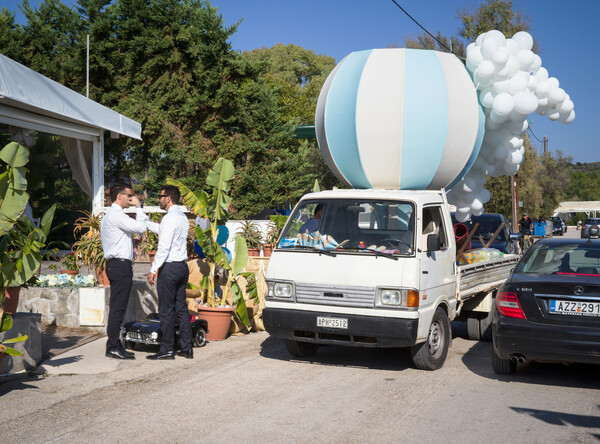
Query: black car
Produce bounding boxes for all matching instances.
[581,217,600,239]
[492,237,600,374]
[451,213,521,254]
[121,313,208,350]
[550,216,566,236]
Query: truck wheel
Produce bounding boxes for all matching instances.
[492,347,516,374]
[479,312,493,342]
[467,316,481,341]
[285,339,319,358]
[193,328,207,347]
[410,307,451,370]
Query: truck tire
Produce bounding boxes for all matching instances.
[492,347,516,374]
[467,313,493,342]
[285,339,319,358]
[410,307,451,370]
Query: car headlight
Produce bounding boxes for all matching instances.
[273,282,293,298]
[150,332,159,340]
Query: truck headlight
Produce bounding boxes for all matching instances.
[274,282,293,298]
[381,289,401,305]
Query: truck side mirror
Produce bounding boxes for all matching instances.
[427,233,441,252]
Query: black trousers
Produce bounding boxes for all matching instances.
[105,258,133,350]
[157,261,192,353]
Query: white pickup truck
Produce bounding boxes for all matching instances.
[263,189,519,370]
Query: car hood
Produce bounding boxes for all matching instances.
[123,320,161,334]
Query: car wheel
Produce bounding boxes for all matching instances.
[193,328,207,347]
[492,346,516,374]
[285,339,319,358]
[410,307,451,370]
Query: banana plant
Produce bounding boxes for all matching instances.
[0,142,29,237]
[0,312,27,357]
[168,158,258,328]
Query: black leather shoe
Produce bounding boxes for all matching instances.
[120,343,134,357]
[146,351,175,360]
[177,349,193,359]
[106,348,135,360]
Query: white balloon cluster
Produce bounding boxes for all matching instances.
[447,30,575,222]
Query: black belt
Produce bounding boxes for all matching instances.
[108,258,132,263]
[165,260,186,264]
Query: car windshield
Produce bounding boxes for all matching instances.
[516,242,600,275]
[278,199,415,255]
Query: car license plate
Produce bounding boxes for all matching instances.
[316,316,348,329]
[549,300,600,316]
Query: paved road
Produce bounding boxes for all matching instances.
[1,325,599,444]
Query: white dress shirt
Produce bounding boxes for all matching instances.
[148,206,189,274]
[101,204,149,261]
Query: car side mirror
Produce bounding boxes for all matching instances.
[427,233,441,252]
[510,233,521,241]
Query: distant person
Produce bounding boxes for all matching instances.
[518,213,531,236]
[577,220,582,230]
[299,204,323,234]
[101,183,149,360]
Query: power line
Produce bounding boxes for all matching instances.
[528,126,543,143]
[390,0,456,56]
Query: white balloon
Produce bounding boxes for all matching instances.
[508,71,529,94]
[535,80,550,98]
[507,55,520,76]
[455,208,471,222]
[479,87,496,108]
[471,198,484,212]
[547,77,560,89]
[531,54,542,73]
[485,119,501,131]
[476,33,485,46]
[517,49,535,71]
[473,72,492,88]
[466,44,484,66]
[510,150,523,165]
[548,87,566,105]
[476,60,496,79]
[481,38,499,60]
[505,136,523,150]
[489,110,508,124]
[512,31,534,50]
[492,92,514,116]
[535,67,549,82]
[478,188,492,203]
[508,119,528,133]
[548,109,560,121]
[485,129,504,147]
[513,91,538,115]
[559,99,574,114]
[472,206,485,217]
[462,177,478,193]
[494,145,509,160]
[496,64,511,79]
[527,75,537,92]
[504,162,519,176]
[493,78,510,93]
[486,30,507,47]
[505,38,520,55]
[509,108,527,122]
[536,103,548,115]
[562,110,575,124]
[492,46,510,66]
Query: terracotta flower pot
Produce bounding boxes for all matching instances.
[263,244,273,257]
[95,267,110,287]
[196,306,235,341]
[61,270,79,275]
[247,248,261,257]
[3,286,21,315]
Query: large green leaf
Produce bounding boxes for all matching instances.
[2,334,28,344]
[2,345,23,356]
[167,178,208,217]
[231,234,248,276]
[230,282,250,329]
[1,313,13,332]
[0,142,29,168]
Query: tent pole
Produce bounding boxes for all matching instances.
[92,136,104,215]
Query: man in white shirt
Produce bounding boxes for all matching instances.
[101,183,149,360]
[146,185,192,360]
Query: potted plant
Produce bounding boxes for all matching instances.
[0,141,62,314]
[72,211,108,286]
[237,219,263,256]
[60,251,80,275]
[168,158,258,341]
[0,305,28,370]
[264,215,289,257]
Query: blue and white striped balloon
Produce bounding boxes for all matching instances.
[315,48,486,190]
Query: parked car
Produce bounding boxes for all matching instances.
[451,213,521,254]
[550,216,566,236]
[581,217,600,239]
[492,237,600,374]
[121,313,208,350]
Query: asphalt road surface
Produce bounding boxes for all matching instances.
[1,227,598,443]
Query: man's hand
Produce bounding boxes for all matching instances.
[130,195,142,207]
[147,271,156,285]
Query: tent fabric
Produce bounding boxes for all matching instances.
[0,54,141,140]
[61,136,93,197]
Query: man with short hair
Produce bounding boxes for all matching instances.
[146,185,192,360]
[101,183,149,359]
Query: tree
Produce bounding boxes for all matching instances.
[459,0,531,44]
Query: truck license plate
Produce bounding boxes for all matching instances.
[316,316,348,329]
[549,300,600,316]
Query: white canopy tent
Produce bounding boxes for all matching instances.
[554,201,600,218]
[0,54,142,214]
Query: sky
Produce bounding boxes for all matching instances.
[3,0,599,164]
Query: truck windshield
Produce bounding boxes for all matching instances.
[278,199,415,255]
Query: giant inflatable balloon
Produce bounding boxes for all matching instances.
[316,48,485,190]
[448,30,575,221]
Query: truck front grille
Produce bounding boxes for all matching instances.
[295,283,375,308]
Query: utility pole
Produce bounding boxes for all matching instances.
[511,173,519,232]
[543,135,547,167]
